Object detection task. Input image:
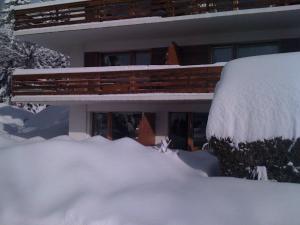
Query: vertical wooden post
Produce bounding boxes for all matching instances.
[138,113,156,146]
[166,42,181,65]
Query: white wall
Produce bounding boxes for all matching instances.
[69,105,90,140]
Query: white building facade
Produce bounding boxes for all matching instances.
[12,0,300,150]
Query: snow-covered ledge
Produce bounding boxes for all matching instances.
[12,93,214,105]
[13,63,226,75]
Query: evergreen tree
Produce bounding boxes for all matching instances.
[0,0,70,111]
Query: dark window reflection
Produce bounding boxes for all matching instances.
[192,113,209,149]
[169,113,188,150]
[112,113,142,140]
[136,52,151,65]
[212,46,234,63]
[237,44,279,58]
[92,113,108,137]
[103,53,131,66]
[102,51,151,66]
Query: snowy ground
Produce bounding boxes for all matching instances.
[0,103,299,225]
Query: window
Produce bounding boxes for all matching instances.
[212,46,234,63]
[112,113,142,140]
[92,112,142,140]
[192,113,209,149]
[136,52,151,65]
[102,53,131,66]
[92,113,108,137]
[169,113,188,150]
[101,51,151,66]
[211,42,280,63]
[237,44,279,58]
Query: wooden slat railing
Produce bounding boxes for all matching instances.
[11,66,223,96]
[14,0,300,30]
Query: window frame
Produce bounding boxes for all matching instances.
[210,41,281,63]
[101,50,152,66]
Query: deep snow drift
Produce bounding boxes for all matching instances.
[207,52,300,143]
[0,136,299,225]
[0,103,299,225]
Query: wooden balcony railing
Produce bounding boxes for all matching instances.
[14,0,300,30]
[11,66,223,96]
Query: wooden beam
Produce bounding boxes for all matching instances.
[187,112,195,151]
[138,113,156,146]
[166,42,181,65]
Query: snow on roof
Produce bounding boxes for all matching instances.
[13,63,226,75]
[206,52,300,143]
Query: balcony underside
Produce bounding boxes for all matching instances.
[12,65,223,103]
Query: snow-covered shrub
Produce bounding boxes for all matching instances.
[206,53,300,183]
[210,137,300,183]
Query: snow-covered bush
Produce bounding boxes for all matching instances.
[210,137,300,183]
[206,53,300,183]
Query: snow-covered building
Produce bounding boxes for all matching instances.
[11,0,300,150]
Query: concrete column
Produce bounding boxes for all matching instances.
[69,105,90,140]
[155,111,169,144]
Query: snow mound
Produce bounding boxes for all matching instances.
[0,103,299,225]
[0,137,299,225]
[207,52,300,143]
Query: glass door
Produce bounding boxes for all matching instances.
[169,112,188,150]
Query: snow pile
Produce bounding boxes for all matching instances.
[0,103,299,224]
[0,136,299,225]
[0,103,68,139]
[207,52,300,143]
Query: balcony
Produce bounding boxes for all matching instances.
[11,65,223,98]
[13,0,300,31]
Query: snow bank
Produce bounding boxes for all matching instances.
[207,52,300,143]
[0,136,299,225]
[0,103,299,225]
